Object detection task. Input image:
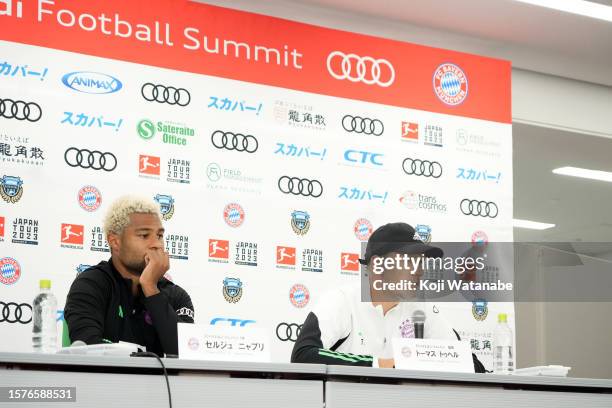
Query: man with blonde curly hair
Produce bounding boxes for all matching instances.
[64,195,194,356]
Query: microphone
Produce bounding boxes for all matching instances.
[412,310,426,339]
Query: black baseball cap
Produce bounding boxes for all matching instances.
[359,222,443,265]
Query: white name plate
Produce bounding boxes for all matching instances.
[178,323,271,362]
[392,338,473,373]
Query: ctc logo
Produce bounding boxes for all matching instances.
[344,150,384,166]
[210,317,256,327]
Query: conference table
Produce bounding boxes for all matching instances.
[1,352,611,407]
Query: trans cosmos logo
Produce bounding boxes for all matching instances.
[0,175,24,203]
[61,72,123,94]
[289,284,310,308]
[354,218,373,241]
[224,203,245,228]
[433,63,468,106]
[398,191,418,209]
[291,210,310,236]
[154,194,175,221]
[223,277,243,303]
[78,185,102,212]
[0,257,21,285]
[472,299,489,321]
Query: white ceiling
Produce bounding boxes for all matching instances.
[198,0,612,86]
[196,0,612,252]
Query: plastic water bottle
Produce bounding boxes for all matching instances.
[493,313,514,374]
[32,279,58,353]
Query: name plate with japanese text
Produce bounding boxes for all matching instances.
[178,323,271,362]
[392,338,473,373]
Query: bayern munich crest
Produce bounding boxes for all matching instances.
[354,218,373,241]
[0,257,21,285]
[433,63,468,106]
[78,185,102,212]
[224,203,245,227]
[289,283,310,308]
[471,230,489,247]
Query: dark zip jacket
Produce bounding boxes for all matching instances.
[64,258,194,356]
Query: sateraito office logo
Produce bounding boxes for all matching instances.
[137,119,156,140]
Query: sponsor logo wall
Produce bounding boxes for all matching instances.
[0,0,513,368]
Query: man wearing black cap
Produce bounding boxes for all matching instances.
[291,222,485,372]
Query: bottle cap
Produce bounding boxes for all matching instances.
[498,313,507,323]
[40,279,51,289]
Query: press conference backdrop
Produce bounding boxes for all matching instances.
[0,0,513,369]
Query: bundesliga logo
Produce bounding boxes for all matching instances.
[139,154,160,176]
[78,185,102,212]
[276,246,296,268]
[209,239,229,262]
[60,223,84,249]
[340,253,360,274]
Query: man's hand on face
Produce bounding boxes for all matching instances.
[139,248,170,297]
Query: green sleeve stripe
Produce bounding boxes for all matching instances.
[318,349,374,362]
[318,350,360,362]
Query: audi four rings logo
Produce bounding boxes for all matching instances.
[278,176,323,198]
[0,99,42,122]
[1,302,32,324]
[64,147,118,171]
[276,322,302,342]
[141,83,191,106]
[211,130,258,153]
[402,158,443,178]
[342,115,384,136]
[460,199,499,218]
[326,51,395,87]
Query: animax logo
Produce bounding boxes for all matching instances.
[61,72,123,94]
